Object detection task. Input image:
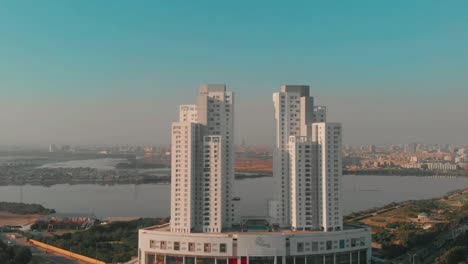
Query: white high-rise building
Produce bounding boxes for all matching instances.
[271,85,342,232]
[170,121,201,233]
[139,84,371,264]
[271,85,314,227]
[170,84,235,233]
[288,136,320,230]
[313,123,343,232]
[313,106,327,123]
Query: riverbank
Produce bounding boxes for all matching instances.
[0,211,42,226]
[0,167,272,186]
[344,168,468,177]
[346,187,468,262]
[0,202,54,227]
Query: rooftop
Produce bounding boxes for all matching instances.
[142,223,368,236]
[199,84,226,93]
[281,85,310,96]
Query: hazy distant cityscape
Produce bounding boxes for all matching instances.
[1,141,467,186]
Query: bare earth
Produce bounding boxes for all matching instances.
[0,211,41,226]
[235,158,272,173]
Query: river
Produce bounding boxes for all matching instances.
[0,175,467,218]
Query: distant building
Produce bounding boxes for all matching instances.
[61,145,71,152]
[444,155,453,161]
[404,143,417,154]
[313,106,327,123]
[144,147,154,157]
[426,163,457,171]
[36,213,96,222]
[48,144,57,153]
[417,213,430,223]
[458,163,468,170]
[401,163,421,169]
[34,213,96,230]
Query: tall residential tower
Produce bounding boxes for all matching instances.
[270,85,342,232]
[170,84,235,233]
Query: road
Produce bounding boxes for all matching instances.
[1,233,86,264]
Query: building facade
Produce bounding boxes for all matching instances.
[288,136,320,231]
[270,86,342,232]
[140,224,371,264]
[312,123,343,232]
[139,84,371,264]
[271,86,314,227]
[170,85,235,233]
[426,162,457,171]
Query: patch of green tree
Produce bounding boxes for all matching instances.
[0,202,55,215]
[377,223,448,259]
[435,231,468,264]
[400,199,442,218]
[0,240,32,264]
[446,203,468,225]
[116,161,167,169]
[34,218,167,263]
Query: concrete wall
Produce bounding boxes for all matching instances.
[139,227,371,260]
[29,239,106,264]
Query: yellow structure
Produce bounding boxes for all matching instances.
[29,239,106,264]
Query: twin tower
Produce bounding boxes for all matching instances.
[170,85,342,233]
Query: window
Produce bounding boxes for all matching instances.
[150,240,156,249]
[326,241,332,250]
[174,241,180,251]
[160,241,167,249]
[220,243,227,253]
[204,243,211,253]
[311,242,318,251]
[297,242,304,252]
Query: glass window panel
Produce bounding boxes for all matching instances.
[249,257,275,264]
[295,256,305,264]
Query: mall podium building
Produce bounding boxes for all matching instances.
[138,85,372,264]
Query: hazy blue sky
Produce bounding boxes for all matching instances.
[0,1,467,146]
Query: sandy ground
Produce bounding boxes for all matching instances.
[0,211,41,226]
[235,158,272,173]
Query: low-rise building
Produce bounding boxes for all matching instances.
[417,213,430,223]
[426,163,457,171]
[139,224,371,264]
[401,163,421,169]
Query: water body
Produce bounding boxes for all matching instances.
[0,175,467,218]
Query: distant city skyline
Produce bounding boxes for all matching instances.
[0,1,467,146]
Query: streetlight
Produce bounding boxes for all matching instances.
[406,253,417,264]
